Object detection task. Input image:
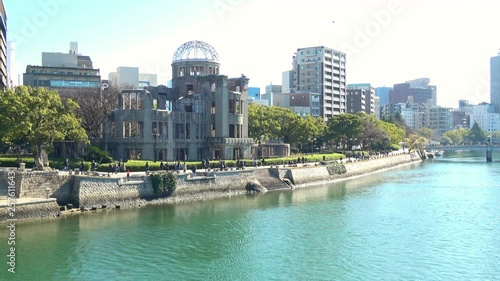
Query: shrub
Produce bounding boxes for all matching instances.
[326,163,347,175]
[84,146,113,164]
[150,172,177,197]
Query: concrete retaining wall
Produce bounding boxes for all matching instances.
[0,199,60,222]
[0,170,73,205]
[173,170,255,197]
[73,176,155,208]
[286,152,420,186]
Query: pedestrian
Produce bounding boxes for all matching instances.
[192,165,197,177]
[127,169,130,181]
[80,161,85,171]
[160,161,164,170]
[183,161,187,173]
[64,158,69,171]
[145,162,150,175]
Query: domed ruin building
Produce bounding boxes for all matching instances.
[103,40,254,161]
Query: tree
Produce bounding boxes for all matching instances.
[405,134,428,151]
[469,122,487,143]
[443,128,469,145]
[325,113,364,150]
[60,86,119,138]
[417,127,434,139]
[0,86,88,162]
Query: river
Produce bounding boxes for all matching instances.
[1,151,499,280]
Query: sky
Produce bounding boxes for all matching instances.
[4,0,500,108]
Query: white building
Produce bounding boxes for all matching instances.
[282,70,295,93]
[109,66,158,89]
[6,41,19,87]
[292,46,346,120]
[469,103,500,134]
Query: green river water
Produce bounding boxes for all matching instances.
[1,151,499,281]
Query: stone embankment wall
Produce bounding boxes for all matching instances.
[0,170,73,205]
[73,176,155,208]
[287,152,420,186]
[0,199,60,221]
[73,170,256,208]
[174,170,255,197]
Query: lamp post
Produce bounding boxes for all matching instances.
[152,128,159,162]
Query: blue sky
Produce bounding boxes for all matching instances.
[4,0,500,108]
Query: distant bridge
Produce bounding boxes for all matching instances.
[429,145,500,151]
[427,144,496,162]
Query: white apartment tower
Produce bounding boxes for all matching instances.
[292,46,346,120]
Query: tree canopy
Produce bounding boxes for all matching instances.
[0,86,88,158]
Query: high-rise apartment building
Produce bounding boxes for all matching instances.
[490,53,500,113]
[346,84,375,114]
[0,0,7,90]
[292,46,346,120]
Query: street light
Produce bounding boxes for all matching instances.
[152,128,160,162]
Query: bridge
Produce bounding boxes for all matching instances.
[427,143,496,162]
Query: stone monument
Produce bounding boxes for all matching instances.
[34,149,52,171]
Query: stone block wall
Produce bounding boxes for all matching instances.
[0,200,60,221]
[287,152,421,186]
[73,176,155,208]
[18,171,73,205]
[173,170,256,197]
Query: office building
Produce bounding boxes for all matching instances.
[292,46,346,120]
[389,80,435,105]
[23,42,101,91]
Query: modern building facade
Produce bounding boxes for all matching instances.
[425,105,453,135]
[23,65,101,89]
[490,53,500,113]
[468,103,500,134]
[292,46,347,120]
[273,92,321,117]
[346,84,375,114]
[102,40,254,161]
[0,0,6,90]
[23,42,101,91]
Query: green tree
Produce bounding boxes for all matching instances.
[405,134,428,151]
[325,113,363,150]
[0,86,88,162]
[248,103,280,141]
[377,120,406,146]
[469,122,486,143]
[417,127,434,139]
[443,128,469,145]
